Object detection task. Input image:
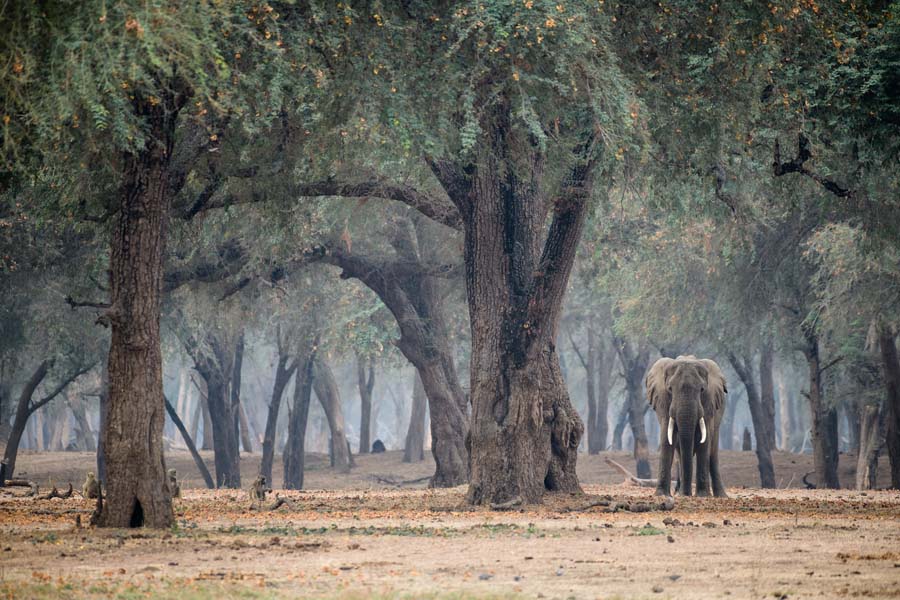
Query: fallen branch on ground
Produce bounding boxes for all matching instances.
[3,479,39,496]
[604,457,658,488]
[372,475,432,487]
[37,483,73,500]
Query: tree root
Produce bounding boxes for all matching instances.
[489,496,523,511]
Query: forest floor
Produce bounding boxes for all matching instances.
[1,450,898,599]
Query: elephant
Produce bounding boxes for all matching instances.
[645,355,728,497]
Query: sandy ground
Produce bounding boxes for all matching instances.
[1,451,898,599]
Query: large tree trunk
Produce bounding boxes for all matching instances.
[403,372,427,462]
[164,396,214,489]
[879,329,900,489]
[312,357,351,473]
[283,351,314,490]
[319,215,469,486]
[357,355,375,454]
[803,334,840,489]
[98,101,176,527]
[260,333,297,485]
[729,351,776,489]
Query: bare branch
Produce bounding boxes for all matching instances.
[30,363,95,413]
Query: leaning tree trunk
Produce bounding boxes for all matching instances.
[729,352,776,489]
[803,334,840,489]
[164,396,214,489]
[879,329,900,489]
[98,101,176,527]
[403,372,427,462]
[1,361,51,482]
[357,355,375,455]
[312,358,351,474]
[283,352,314,490]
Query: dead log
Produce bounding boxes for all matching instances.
[604,457,658,487]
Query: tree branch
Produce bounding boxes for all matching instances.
[30,363,94,413]
[64,296,111,310]
[773,134,854,198]
[819,356,843,375]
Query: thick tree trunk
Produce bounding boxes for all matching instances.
[260,342,296,485]
[803,335,840,489]
[164,396,214,489]
[879,329,900,488]
[205,375,241,488]
[283,352,314,490]
[98,102,176,527]
[729,352,776,488]
[403,372,427,462]
[319,215,469,486]
[312,358,351,473]
[357,355,375,454]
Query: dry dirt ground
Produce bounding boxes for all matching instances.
[1,450,898,599]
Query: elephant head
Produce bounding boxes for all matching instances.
[663,360,709,492]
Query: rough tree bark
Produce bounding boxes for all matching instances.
[356,354,376,454]
[616,339,651,479]
[283,349,315,490]
[728,351,776,489]
[855,399,886,490]
[404,372,427,462]
[312,357,351,474]
[98,96,180,527]
[879,328,900,488]
[260,326,297,485]
[425,107,593,506]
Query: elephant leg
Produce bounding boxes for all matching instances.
[710,433,728,497]
[656,427,674,496]
[695,440,711,497]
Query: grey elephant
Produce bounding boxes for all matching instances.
[646,355,728,497]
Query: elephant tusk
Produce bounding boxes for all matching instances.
[667,417,675,446]
[700,417,707,444]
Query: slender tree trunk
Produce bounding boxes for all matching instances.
[625,373,651,479]
[232,333,253,454]
[803,335,840,489]
[879,329,900,488]
[99,101,176,527]
[189,391,201,445]
[260,345,296,485]
[612,403,628,451]
[775,363,792,451]
[357,355,375,454]
[855,400,886,490]
[1,361,51,482]
[403,372,427,462]
[760,345,777,452]
[200,390,213,451]
[70,396,96,452]
[720,387,739,451]
[594,336,614,454]
[312,357,351,473]
[283,352,314,490]
[164,396,214,489]
[97,363,109,481]
[729,352,776,488]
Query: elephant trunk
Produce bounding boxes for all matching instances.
[676,407,696,496]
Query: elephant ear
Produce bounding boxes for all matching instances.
[698,358,727,416]
[645,357,675,415]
